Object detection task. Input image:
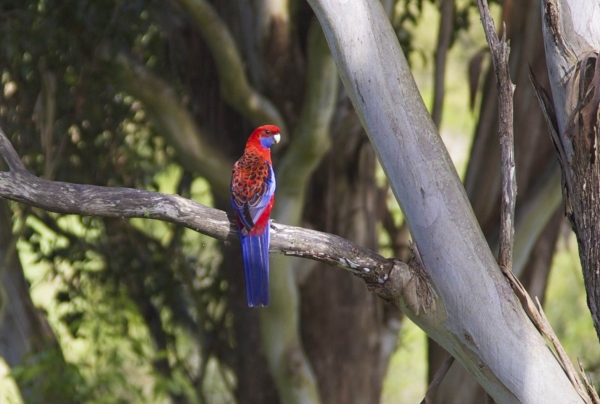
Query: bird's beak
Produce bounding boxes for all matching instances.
[273,133,281,144]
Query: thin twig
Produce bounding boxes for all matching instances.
[420,356,455,404]
[477,0,516,273]
[500,262,593,403]
[578,358,600,404]
[0,129,25,172]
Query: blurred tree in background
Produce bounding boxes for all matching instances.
[0,0,597,403]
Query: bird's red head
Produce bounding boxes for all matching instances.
[247,125,281,150]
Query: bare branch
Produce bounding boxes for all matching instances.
[308,0,584,401]
[478,4,597,403]
[173,0,287,133]
[421,356,455,404]
[578,358,600,404]
[0,126,434,315]
[493,249,595,403]
[477,0,516,273]
[0,129,25,172]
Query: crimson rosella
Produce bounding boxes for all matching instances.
[230,125,281,307]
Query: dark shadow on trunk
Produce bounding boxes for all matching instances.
[301,104,402,404]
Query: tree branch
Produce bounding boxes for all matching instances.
[0,129,25,172]
[477,0,516,273]
[0,126,434,317]
[421,356,455,404]
[478,3,595,403]
[540,0,600,348]
[307,0,585,401]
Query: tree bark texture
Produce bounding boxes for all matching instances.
[540,0,600,342]
[430,207,563,404]
[308,0,582,402]
[0,0,589,402]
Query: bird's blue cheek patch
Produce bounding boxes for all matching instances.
[260,137,274,149]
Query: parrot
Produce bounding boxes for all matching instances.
[230,125,281,307]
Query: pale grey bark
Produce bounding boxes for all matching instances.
[307,0,583,402]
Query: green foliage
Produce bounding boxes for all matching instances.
[1,0,598,403]
[381,320,427,403]
[392,0,494,63]
[10,348,86,403]
[1,0,235,402]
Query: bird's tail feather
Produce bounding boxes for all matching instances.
[241,227,270,307]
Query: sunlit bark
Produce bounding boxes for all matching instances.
[307,0,583,401]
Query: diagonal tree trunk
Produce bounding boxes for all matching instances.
[308,0,584,401]
[428,0,566,400]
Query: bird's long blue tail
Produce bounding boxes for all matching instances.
[241,227,270,307]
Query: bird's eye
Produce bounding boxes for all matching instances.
[265,130,271,135]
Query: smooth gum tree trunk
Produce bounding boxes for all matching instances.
[430,0,565,400]
[307,0,583,402]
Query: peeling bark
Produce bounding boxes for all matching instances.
[540,0,600,341]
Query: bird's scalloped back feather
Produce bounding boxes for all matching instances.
[231,152,275,231]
